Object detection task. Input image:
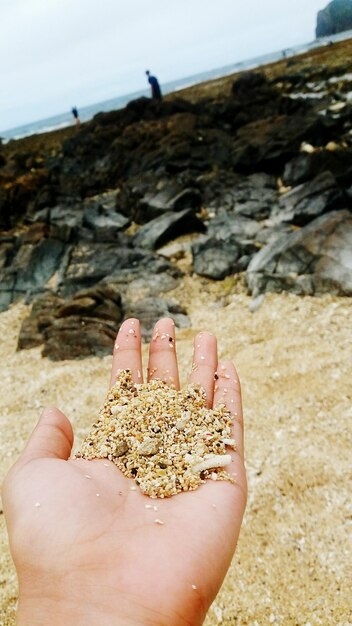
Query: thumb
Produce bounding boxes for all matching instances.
[20,407,74,463]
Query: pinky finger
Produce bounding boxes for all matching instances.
[213,360,244,460]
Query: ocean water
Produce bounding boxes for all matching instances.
[2,29,352,142]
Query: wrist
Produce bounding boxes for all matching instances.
[17,584,155,626]
[17,597,144,626]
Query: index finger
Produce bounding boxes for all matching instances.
[110,318,143,387]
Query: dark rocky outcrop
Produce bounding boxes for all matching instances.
[316,0,352,37]
[1,59,352,360]
[124,297,190,339]
[17,284,190,358]
[274,171,346,225]
[246,210,352,296]
[133,208,205,250]
[283,149,352,187]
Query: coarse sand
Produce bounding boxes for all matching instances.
[77,370,235,497]
[0,275,351,625]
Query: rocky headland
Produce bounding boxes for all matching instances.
[1,38,352,360]
[316,0,352,37]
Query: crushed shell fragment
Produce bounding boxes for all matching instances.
[191,454,232,474]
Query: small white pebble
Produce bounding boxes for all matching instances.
[154,518,164,525]
[103,463,110,467]
[145,504,153,509]
[196,344,201,348]
[128,328,135,335]
[153,505,158,511]
[224,374,230,379]
[130,486,137,491]
[96,493,100,497]
[84,474,92,479]
[34,502,41,507]
[114,344,120,350]
[137,369,141,379]
[220,365,226,371]
[200,355,205,360]
[212,504,217,508]
[191,584,197,590]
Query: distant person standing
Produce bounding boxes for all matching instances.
[71,106,80,125]
[145,70,162,101]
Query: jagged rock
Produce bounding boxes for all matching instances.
[254,222,295,246]
[283,149,352,187]
[231,114,334,173]
[17,285,124,359]
[17,292,63,350]
[274,171,346,225]
[49,204,83,242]
[0,169,48,228]
[101,271,179,303]
[246,210,352,296]
[229,173,278,220]
[192,236,244,279]
[14,239,65,292]
[192,236,258,279]
[82,191,130,241]
[0,270,17,312]
[60,242,180,295]
[133,208,205,250]
[316,0,352,37]
[206,212,261,239]
[214,71,308,132]
[163,128,234,175]
[136,186,202,223]
[192,214,260,279]
[0,238,66,310]
[20,222,49,244]
[42,316,118,360]
[231,72,269,96]
[57,285,123,321]
[125,297,190,339]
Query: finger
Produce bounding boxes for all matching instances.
[110,318,143,387]
[189,332,217,407]
[147,318,180,388]
[213,360,244,459]
[19,407,74,463]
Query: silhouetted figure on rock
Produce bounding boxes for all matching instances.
[71,106,80,125]
[145,70,162,101]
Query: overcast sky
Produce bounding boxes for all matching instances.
[0,0,326,131]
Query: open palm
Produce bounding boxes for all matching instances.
[3,318,247,626]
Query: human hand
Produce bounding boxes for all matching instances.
[2,317,247,626]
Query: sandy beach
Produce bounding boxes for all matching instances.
[0,274,351,625]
